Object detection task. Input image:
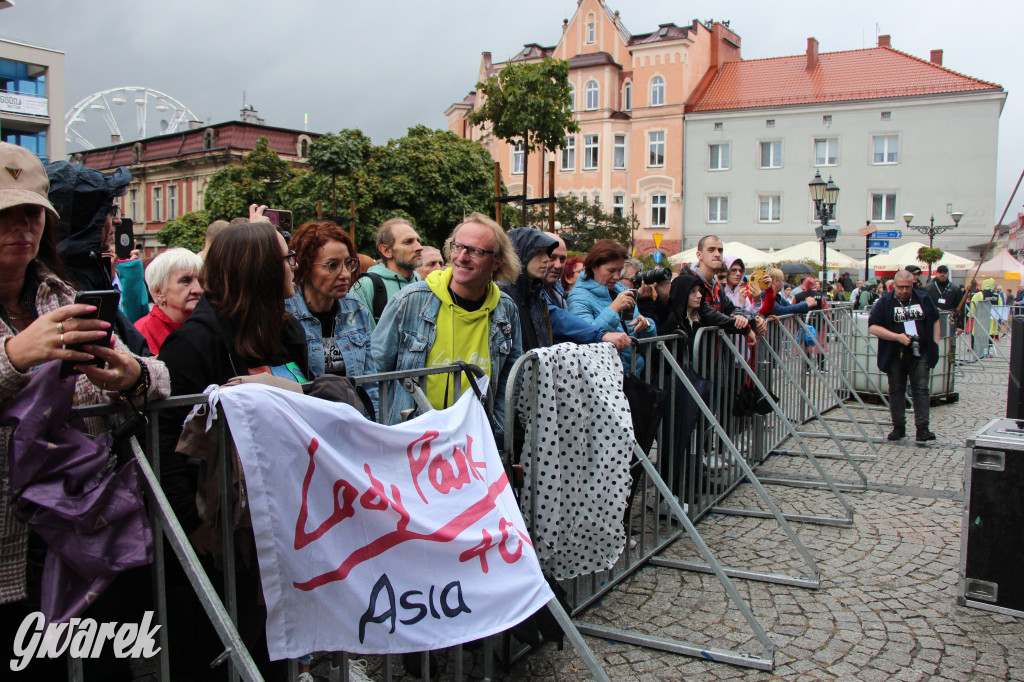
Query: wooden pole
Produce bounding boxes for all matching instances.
[520,132,529,228]
[316,200,322,220]
[494,161,502,226]
[548,159,555,232]
[349,201,356,246]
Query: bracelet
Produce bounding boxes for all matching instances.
[119,359,150,399]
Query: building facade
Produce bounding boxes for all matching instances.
[0,37,65,162]
[446,0,740,254]
[75,119,318,257]
[682,36,1005,259]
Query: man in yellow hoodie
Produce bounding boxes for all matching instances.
[371,212,523,446]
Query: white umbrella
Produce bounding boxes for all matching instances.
[769,241,862,270]
[977,249,1024,279]
[669,241,772,267]
[867,241,975,271]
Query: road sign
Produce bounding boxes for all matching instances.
[868,247,890,255]
[868,239,890,249]
[652,233,664,249]
[652,249,664,264]
[858,225,876,237]
[872,230,902,239]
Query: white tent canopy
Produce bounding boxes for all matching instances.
[866,241,975,271]
[769,241,863,270]
[668,241,773,267]
[977,249,1024,279]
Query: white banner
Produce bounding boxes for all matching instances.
[213,383,553,659]
[0,92,48,117]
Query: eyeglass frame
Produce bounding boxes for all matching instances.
[283,250,297,267]
[314,257,360,275]
[450,241,495,260]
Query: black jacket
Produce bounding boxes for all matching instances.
[501,228,557,352]
[867,289,940,372]
[667,265,748,334]
[157,294,309,533]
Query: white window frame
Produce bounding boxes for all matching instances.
[709,143,729,171]
[650,76,665,107]
[873,134,899,164]
[567,84,575,112]
[560,136,576,171]
[623,82,632,111]
[613,134,626,169]
[593,193,601,207]
[651,194,667,227]
[708,195,729,223]
[586,22,595,44]
[511,142,524,175]
[129,188,138,222]
[871,192,898,222]
[814,138,839,166]
[759,140,782,169]
[167,184,178,221]
[583,134,599,170]
[612,194,625,218]
[152,186,163,222]
[585,80,599,110]
[648,131,665,168]
[758,194,781,223]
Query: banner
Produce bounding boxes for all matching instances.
[212,383,553,659]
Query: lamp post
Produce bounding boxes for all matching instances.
[902,211,964,277]
[809,170,840,283]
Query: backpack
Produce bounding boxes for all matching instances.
[357,271,388,323]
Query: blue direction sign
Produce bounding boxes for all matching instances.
[652,249,664,264]
[872,230,903,239]
[868,239,890,249]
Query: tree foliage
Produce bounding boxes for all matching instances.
[156,210,209,252]
[529,194,635,254]
[308,129,373,178]
[204,137,294,221]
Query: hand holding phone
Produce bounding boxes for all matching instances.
[60,290,120,377]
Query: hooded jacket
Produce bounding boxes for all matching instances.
[667,265,746,334]
[350,263,421,330]
[500,228,557,352]
[567,273,656,374]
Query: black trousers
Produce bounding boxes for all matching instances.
[886,350,930,428]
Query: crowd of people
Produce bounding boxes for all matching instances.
[0,141,993,679]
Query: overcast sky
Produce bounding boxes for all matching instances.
[3,0,1020,219]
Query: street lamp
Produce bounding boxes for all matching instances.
[809,170,840,282]
[902,211,964,250]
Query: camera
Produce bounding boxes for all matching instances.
[629,266,672,288]
[908,335,921,358]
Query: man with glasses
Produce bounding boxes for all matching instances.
[869,269,941,442]
[351,217,425,329]
[372,212,522,447]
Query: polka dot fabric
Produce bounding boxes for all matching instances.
[516,343,633,580]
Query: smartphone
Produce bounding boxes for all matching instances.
[263,209,293,233]
[59,290,121,378]
[115,218,135,260]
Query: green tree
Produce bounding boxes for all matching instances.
[529,194,634,254]
[203,137,294,221]
[156,210,209,252]
[469,58,579,225]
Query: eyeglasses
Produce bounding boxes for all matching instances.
[894,284,913,290]
[450,241,495,259]
[315,257,360,275]
[283,250,297,267]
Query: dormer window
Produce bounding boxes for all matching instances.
[587,22,595,44]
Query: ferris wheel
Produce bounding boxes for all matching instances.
[64,87,199,151]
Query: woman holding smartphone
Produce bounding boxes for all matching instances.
[0,142,169,675]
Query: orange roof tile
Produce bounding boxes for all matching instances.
[690,46,1002,112]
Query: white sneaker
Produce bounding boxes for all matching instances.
[655,499,689,518]
[329,659,373,682]
[298,673,314,682]
[703,454,731,470]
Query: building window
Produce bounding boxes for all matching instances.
[567,84,574,112]
[587,22,595,44]
[152,186,163,222]
[613,134,626,169]
[815,138,838,166]
[881,111,892,120]
[613,194,625,218]
[593,193,601,206]
[872,192,897,222]
[648,131,665,167]
[167,184,178,221]
[759,195,781,222]
[759,140,782,168]
[766,119,776,128]
[623,82,632,111]
[708,196,729,223]
[709,143,729,170]
[873,135,899,164]
[560,136,576,171]
[129,189,138,222]
[650,76,664,107]
[714,122,723,131]
[651,194,667,227]
[583,134,599,170]
[823,114,833,125]
[512,142,524,175]
[585,81,599,110]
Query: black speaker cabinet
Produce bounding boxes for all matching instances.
[1007,316,1024,418]
[959,418,1024,618]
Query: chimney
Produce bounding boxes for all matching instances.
[930,49,943,66]
[806,37,819,71]
[878,34,891,48]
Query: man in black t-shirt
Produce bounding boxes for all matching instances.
[924,264,963,333]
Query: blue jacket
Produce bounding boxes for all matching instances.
[770,300,811,317]
[370,279,522,445]
[285,289,378,414]
[540,283,605,344]
[567,275,656,374]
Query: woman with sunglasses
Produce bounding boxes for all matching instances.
[285,220,377,414]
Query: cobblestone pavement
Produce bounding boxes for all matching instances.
[331,351,1022,680]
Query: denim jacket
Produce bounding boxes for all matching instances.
[370,280,522,445]
[286,289,379,414]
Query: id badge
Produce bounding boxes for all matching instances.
[903,321,916,335]
[938,298,946,304]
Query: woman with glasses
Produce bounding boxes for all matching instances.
[285,220,377,415]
